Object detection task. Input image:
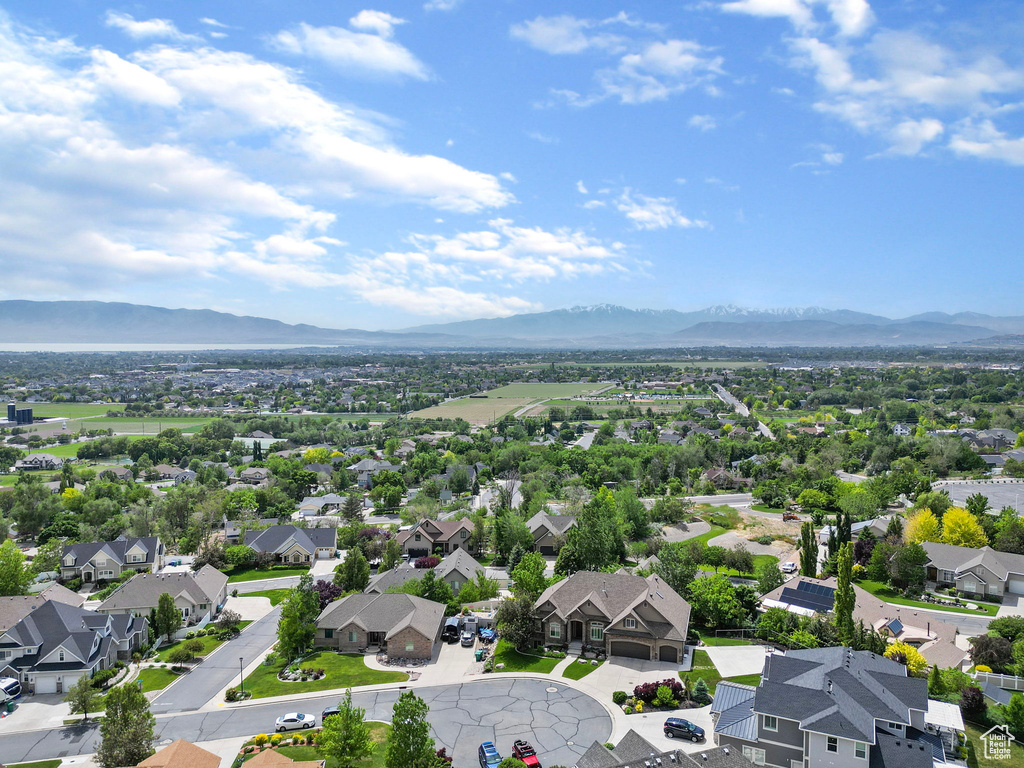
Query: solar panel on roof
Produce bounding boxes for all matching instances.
[886,618,904,634]
[795,581,835,598]
[780,586,834,612]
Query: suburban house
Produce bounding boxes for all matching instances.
[151,464,185,481]
[527,511,577,555]
[298,494,345,513]
[397,518,476,558]
[921,541,1024,599]
[533,570,691,662]
[129,739,221,768]
[239,467,271,485]
[817,516,893,545]
[347,458,398,489]
[433,549,485,595]
[60,536,166,583]
[0,586,85,633]
[712,647,965,768]
[244,525,337,563]
[760,576,967,669]
[13,453,64,471]
[96,565,228,626]
[0,599,147,694]
[314,593,445,659]
[575,729,752,768]
[364,563,419,594]
[98,466,134,481]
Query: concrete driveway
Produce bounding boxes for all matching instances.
[998,595,1024,617]
[615,704,715,753]
[702,645,769,678]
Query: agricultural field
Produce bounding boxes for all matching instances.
[484,382,610,398]
[7,402,125,417]
[409,381,610,424]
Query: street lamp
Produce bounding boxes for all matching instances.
[239,657,245,697]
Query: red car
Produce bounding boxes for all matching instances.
[512,740,541,768]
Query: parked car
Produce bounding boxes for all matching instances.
[478,741,502,768]
[512,739,542,767]
[321,706,340,722]
[780,561,797,573]
[275,712,316,731]
[461,629,476,647]
[664,717,705,742]
[442,616,461,643]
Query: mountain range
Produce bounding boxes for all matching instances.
[3,300,1024,348]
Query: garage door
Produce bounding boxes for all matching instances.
[407,549,430,559]
[1008,576,1024,594]
[539,546,554,556]
[610,641,650,660]
[34,676,56,694]
[659,646,678,663]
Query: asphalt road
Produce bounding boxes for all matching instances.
[0,679,611,767]
[150,607,281,715]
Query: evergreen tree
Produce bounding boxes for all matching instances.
[928,665,945,696]
[834,542,855,646]
[95,682,156,768]
[799,522,818,577]
[343,493,364,520]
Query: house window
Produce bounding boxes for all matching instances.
[59,651,65,662]
[624,618,636,629]
[405,641,415,652]
[550,623,561,639]
[461,530,468,538]
[855,742,867,759]
[325,629,334,639]
[590,624,604,641]
[415,534,421,542]
[0,651,9,660]
[990,584,999,595]
[348,631,357,643]
[763,715,777,731]
[887,722,901,730]
[742,747,766,766]
[827,737,838,753]
[963,580,976,593]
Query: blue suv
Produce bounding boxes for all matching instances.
[479,741,502,768]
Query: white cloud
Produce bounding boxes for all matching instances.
[576,180,588,194]
[582,199,606,209]
[949,120,1024,165]
[104,11,191,41]
[271,21,429,80]
[689,114,718,130]
[822,150,844,164]
[614,189,708,229]
[719,0,873,37]
[424,0,464,10]
[349,10,406,38]
[720,0,815,32]
[514,14,723,106]
[86,50,181,107]
[199,18,228,28]
[887,118,944,155]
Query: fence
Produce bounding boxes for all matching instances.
[974,671,1024,692]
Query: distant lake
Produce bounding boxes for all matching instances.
[0,343,350,352]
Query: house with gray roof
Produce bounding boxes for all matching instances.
[0,585,85,634]
[433,549,485,595]
[314,593,445,659]
[712,648,963,768]
[96,565,228,628]
[0,599,146,695]
[61,536,166,583]
[575,729,753,768]
[921,541,1024,600]
[364,563,420,595]
[397,518,476,558]
[14,453,64,471]
[527,511,577,555]
[244,525,337,564]
[533,570,690,663]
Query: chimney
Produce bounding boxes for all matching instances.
[828,679,833,694]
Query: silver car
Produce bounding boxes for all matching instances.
[275,712,316,731]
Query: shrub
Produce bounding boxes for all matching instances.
[960,686,986,717]
[976,664,993,673]
[90,668,117,689]
[633,678,684,704]
[231,588,239,598]
[167,647,195,665]
[624,705,633,714]
[693,678,712,706]
[612,691,628,705]
[415,555,441,569]
[185,631,196,639]
[254,734,269,747]
[270,734,283,746]
[65,578,82,591]
[635,702,644,713]
[652,685,678,709]
[755,534,774,545]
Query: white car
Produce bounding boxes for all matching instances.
[780,562,797,573]
[275,712,316,732]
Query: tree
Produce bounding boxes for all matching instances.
[995,516,1024,555]
[510,552,548,602]
[725,545,755,576]
[970,635,1013,671]
[155,592,182,643]
[688,575,745,628]
[927,665,945,696]
[0,539,31,596]
[64,674,99,721]
[418,570,454,608]
[889,543,928,591]
[1005,693,1024,742]
[654,542,700,597]
[498,760,528,768]
[318,689,375,768]
[555,488,619,574]
[495,597,535,651]
[225,545,255,566]
[989,616,1024,643]
[966,493,991,518]
[379,539,402,573]
[335,548,371,592]
[756,560,785,595]
[904,509,941,544]
[95,681,156,768]
[313,579,345,610]
[884,641,928,676]
[385,691,436,768]
[960,686,986,718]
[215,609,242,633]
[278,574,320,660]
[343,493,364,520]
[799,522,818,577]
[834,542,855,646]
[941,507,988,548]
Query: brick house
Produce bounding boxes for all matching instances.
[314,593,445,660]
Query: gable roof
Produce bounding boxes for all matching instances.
[526,511,577,536]
[132,739,220,768]
[62,536,163,568]
[434,548,484,581]
[364,564,420,594]
[317,592,445,641]
[0,586,84,633]
[534,570,690,642]
[396,518,473,546]
[244,525,337,555]
[97,565,227,612]
[921,542,1024,579]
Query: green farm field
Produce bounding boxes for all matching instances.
[409,398,534,424]
[484,382,609,398]
[9,402,126,417]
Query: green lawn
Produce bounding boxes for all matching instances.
[10,760,63,768]
[155,633,227,661]
[726,674,762,687]
[492,640,560,674]
[857,580,1000,616]
[243,723,391,768]
[967,722,1024,768]
[25,442,92,458]
[563,658,604,680]
[226,564,311,583]
[751,504,787,514]
[485,383,607,399]
[683,650,723,694]
[700,635,755,646]
[699,554,778,578]
[240,588,293,605]
[682,525,728,547]
[136,667,182,692]
[242,652,407,699]
[11,402,125,417]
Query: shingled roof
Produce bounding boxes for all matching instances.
[244,525,337,555]
[98,565,227,612]
[317,592,445,642]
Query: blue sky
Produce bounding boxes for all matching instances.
[0,0,1021,330]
